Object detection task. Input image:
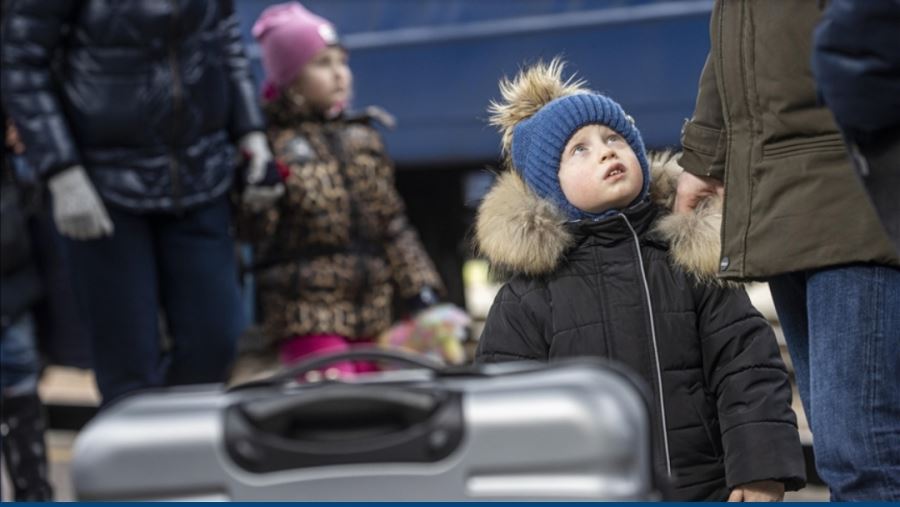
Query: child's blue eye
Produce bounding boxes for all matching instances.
[573,144,587,154]
[606,134,624,145]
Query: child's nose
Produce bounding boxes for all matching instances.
[598,146,617,162]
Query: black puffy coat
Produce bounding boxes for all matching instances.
[1,0,264,212]
[812,0,900,252]
[474,156,806,501]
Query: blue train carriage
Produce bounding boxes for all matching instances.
[234,0,713,305]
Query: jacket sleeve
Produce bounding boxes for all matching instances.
[375,144,445,301]
[0,0,81,179]
[234,131,293,244]
[678,52,727,181]
[475,283,550,363]
[812,0,900,138]
[694,282,806,491]
[217,0,265,138]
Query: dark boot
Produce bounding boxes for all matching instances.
[1,392,53,501]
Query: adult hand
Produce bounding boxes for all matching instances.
[239,131,284,211]
[5,119,25,154]
[674,170,724,214]
[48,165,114,240]
[727,480,785,502]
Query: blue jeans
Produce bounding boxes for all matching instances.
[769,265,900,501]
[66,196,246,404]
[0,313,40,396]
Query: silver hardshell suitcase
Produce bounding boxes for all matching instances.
[72,350,660,501]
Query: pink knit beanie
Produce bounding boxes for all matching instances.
[252,2,339,98]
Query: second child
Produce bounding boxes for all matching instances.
[236,2,465,379]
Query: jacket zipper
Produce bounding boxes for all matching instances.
[168,0,183,212]
[620,213,672,476]
[324,127,368,337]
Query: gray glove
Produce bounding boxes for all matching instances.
[48,165,114,240]
[239,131,284,211]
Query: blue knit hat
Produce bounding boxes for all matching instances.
[510,93,650,221]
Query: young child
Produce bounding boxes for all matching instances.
[235,2,465,380]
[475,60,806,501]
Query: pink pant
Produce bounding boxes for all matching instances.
[279,334,379,378]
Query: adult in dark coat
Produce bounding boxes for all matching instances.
[813,0,900,253]
[1,0,281,403]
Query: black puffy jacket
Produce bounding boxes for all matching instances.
[812,0,900,252]
[474,156,806,500]
[1,0,264,212]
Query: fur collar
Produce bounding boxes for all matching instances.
[475,151,727,285]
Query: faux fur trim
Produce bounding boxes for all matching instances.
[648,151,682,210]
[476,151,729,284]
[475,170,573,276]
[649,152,733,287]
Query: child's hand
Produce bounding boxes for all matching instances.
[727,480,784,502]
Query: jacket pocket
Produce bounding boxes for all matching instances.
[688,387,723,459]
[762,133,847,160]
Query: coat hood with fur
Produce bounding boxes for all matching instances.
[477,60,723,283]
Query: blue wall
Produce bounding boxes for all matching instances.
[235,0,712,167]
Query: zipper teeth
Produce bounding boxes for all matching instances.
[327,128,367,337]
[621,214,672,476]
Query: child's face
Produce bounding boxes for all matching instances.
[290,46,352,114]
[558,124,644,214]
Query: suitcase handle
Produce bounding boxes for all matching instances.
[233,347,445,390]
[224,384,464,473]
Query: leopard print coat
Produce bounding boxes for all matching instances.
[238,97,443,344]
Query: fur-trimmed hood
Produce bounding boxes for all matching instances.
[475,151,725,284]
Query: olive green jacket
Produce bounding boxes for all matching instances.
[679,0,898,280]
